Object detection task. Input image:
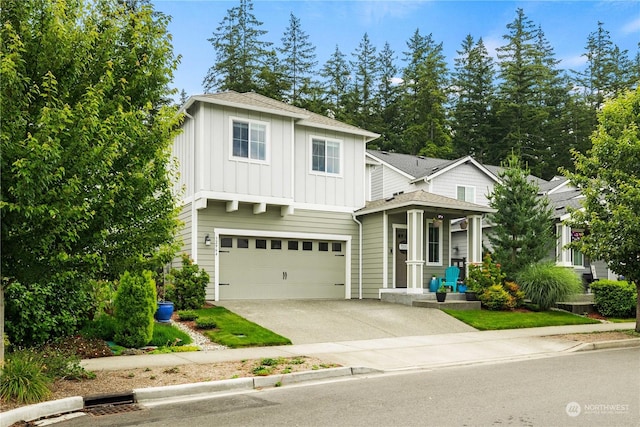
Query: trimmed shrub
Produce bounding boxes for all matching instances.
[591,280,637,318]
[113,270,157,348]
[168,254,210,310]
[177,310,199,321]
[479,284,515,311]
[0,351,52,404]
[516,262,583,311]
[195,318,217,329]
[504,281,525,308]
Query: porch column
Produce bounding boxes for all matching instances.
[556,223,572,267]
[467,215,483,266]
[406,209,424,293]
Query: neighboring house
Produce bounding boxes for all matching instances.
[171,92,492,300]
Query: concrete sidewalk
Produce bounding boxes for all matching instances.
[82,322,639,372]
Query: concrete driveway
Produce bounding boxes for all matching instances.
[216,299,476,344]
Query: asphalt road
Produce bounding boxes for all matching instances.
[57,347,639,427]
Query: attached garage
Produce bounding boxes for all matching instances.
[214,229,351,300]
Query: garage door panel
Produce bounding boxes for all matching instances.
[219,236,346,300]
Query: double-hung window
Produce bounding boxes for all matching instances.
[311,138,341,175]
[232,119,267,161]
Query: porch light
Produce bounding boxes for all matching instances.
[204,234,211,246]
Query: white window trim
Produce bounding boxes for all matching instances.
[309,135,343,177]
[456,185,476,204]
[425,219,443,266]
[571,228,585,268]
[229,116,270,164]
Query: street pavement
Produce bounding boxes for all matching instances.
[3,300,639,427]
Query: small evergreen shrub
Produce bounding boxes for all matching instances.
[591,280,637,318]
[195,318,217,329]
[0,351,52,404]
[113,270,157,348]
[168,254,210,310]
[516,262,583,311]
[479,284,515,310]
[177,310,199,321]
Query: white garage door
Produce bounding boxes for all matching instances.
[218,235,347,299]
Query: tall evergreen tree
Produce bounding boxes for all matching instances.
[278,13,318,106]
[202,0,271,93]
[320,45,351,121]
[372,42,402,151]
[488,154,555,279]
[347,33,379,129]
[451,35,496,162]
[400,30,451,157]
[255,49,288,100]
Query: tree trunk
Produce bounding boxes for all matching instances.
[636,282,640,333]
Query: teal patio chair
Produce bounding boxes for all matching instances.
[443,266,460,293]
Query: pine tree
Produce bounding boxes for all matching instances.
[372,42,402,151]
[320,45,351,121]
[347,33,379,129]
[487,154,555,279]
[451,35,496,162]
[400,30,451,157]
[278,13,318,106]
[202,0,271,93]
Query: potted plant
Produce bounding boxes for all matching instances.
[155,267,174,323]
[436,285,447,302]
[457,281,468,293]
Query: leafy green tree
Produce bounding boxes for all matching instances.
[202,0,271,93]
[487,154,555,278]
[564,87,640,332]
[0,0,180,357]
[400,29,451,157]
[451,35,496,162]
[278,13,317,106]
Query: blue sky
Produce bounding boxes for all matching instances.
[152,0,640,98]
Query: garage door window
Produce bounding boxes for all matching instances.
[220,237,232,248]
[303,241,313,251]
[332,242,342,252]
[271,240,282,250]
[319,242,328,252]
[238,238,249,248]
[256,239,267,249]
[288,241,298,250]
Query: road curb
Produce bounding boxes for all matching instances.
[1,367,380,426]
[571,338,640,352]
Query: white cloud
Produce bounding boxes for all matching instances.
[561,54,587,69]
[621,17,640,34]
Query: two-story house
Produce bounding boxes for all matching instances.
[171,92,492,301]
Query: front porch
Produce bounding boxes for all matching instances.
[379,288,481,310]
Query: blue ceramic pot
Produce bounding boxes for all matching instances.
[155,301,174,323]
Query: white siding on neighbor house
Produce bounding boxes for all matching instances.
[294,125,366,209]
[428,163,494,206]
[196,102,294,200]
[369,164,414,201]
[171,205,193,269]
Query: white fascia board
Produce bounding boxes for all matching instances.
[195,191,294,207]
[547,179,571,195]
[297,120,379,142]
[412,156,499,184]
[191,95,309,120]
[365,152,416,180]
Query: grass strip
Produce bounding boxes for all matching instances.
[442,309,600,330]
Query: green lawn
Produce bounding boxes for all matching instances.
[193,306,291,348]
[442,309,601,330]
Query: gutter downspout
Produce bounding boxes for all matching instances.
[184,112,197,263]
[352,213,363,299]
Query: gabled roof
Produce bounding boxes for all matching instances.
[180,91,380,142]
[356,189,496,216]
[538,176,571,195]
[546,189,584,219]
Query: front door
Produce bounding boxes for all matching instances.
[395,227,407,288]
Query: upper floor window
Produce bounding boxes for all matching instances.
[311,137,341,175]
[457,185,476,203]
[232,119,267,161]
